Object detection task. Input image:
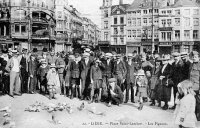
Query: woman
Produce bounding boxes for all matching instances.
[149,58,162,106]
[174,80,197,128]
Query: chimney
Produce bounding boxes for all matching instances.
[119,0,123,5]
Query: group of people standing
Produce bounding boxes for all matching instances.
[0,47,200,128]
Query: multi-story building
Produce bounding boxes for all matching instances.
[99,0,112,53]
[126,0,163,54]
[55,0,72,52]
[110,1,129,54]
[94,25,101,46]
[0,0,56,52]
[159,0,200,54]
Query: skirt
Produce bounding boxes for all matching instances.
[93,79,103,89]
[137,86,147,97]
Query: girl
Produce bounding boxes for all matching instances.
[136,69,148,110]
[174,80,197,128]
[47,64,60,100]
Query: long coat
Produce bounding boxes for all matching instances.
[101,59,113,78]
[189,61,200,91]
[156,63,173,102]
[113,61,127,79]
[125,61,138,85]
[150,65,161,90]
[170,60,184,88]
[70,60,81,79]
[80,59,93,81]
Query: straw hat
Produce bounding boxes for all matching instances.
[50,64,56,68]
[136,69,145,76]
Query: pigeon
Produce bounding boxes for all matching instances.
[3,117,11,125]
[78,102,84,111]
[0,106,11,113]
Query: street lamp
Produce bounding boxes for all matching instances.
[151,0,155,53]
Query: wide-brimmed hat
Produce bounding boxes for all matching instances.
[161,55,170,61]
[85,48,91,53]
[22,48,28,52]
[108,78,117,83]
[136,69,145,76]
[180,51,188,57]
[12,50,18,54]
[40,59,47,64]
[83,52,90,57]
[172,52,180,57]
[105,53,112,58]
[50,64,56,68]
[116,54,121,58]
[94,59,101,63]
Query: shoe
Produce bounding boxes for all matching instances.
[124,101,128,104]
[158,102,161,107]
[131,101,135,103]
[150,102,155,106]
[138,103,143,110]
[107,102,112,107]
[14,92,22,96]
[169,106,176,110]
[162,105,168,110]
[9,94,14,98]
[88,100,93,104]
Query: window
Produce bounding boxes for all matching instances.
[175,18,180,26]
[149,9,152,13]
[154,9,158,13]
[175,9,180,15]
[114,38,117,44]
[137,18,141,26]
[193,18,199,26]
[167,32,171,41]
[15,25,20,33]
[104,21,108,29]
[154,18,159,24]
[185,18,190,26]
[127,18,131,26]
[193,30,198,39]
[114,17,117,24]
[175,30,180,40]
[114,28,118,34]
[161,19,166,26]
[167,10,171,14]
[132,18,136,26]
[183,46,189,53]
[127,30,131,38]
[21,25,26,33]
[143,18,147,24]
[184,30,190,39]
[120,38,124,44]
[161,32,166,40]
[143,10,147,14]
[193,9,199,15]
[148,29,152,38]
[120,27,124,34]
[104,32,108,41]
[120,17,124,24]
[167,19,171,25]
[137,29,141,37]
[137,10,141,15]
[57,21,62,28]
[149,18,152,24]
[174,45,180,52]
[104,10,108,17]
[132,30,136,38]
[185,9,190,15]
[162,11,166,14]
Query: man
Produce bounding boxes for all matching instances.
[6,50,21,97]
[47,50,58,66]
[1,49,9,94]
[56,53,66,95]
[20,48,29,93]
[112,54,127,92]
[124,53,138,103]
[28,54,38,94]
[170,52,184,109]
[107,78,124,107]
[70,53,81,99]
[132,50,139,63]
[80,52,93,100]
[189,51,200,121]
[181,52,191,80]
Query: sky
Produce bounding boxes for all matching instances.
[68,0,134,28]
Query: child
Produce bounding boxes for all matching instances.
[47,64,60,100]
[174,80,197,128]
[136,69,148,110]
[37,59,49,94]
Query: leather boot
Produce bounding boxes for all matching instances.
[70,87,75,99]
[150,100,155,106]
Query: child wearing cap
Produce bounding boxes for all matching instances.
[174,80,197,128]
[37,59,49,94]
[136,69,148,110]
[46,64,60,100]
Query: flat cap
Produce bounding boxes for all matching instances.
[172,52,180,57]
[180,51,188,56]
[105,53,112,57]
[116,54,121,58]
[83,52,90,57]
[191,51,199,56]
[108,78,117,83]
[12,50,17,53]
[136,69,145,76]
[50,63,56,68]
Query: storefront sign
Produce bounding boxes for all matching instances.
[126,42,141,46]
[159,27,173,31]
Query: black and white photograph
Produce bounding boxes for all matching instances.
[0,0,200,128]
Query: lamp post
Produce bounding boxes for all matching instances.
[151,0,155,53]
[27,0,31,51]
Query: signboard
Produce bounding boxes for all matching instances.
[159,27,173,31]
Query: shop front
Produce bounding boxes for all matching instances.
[98,41,110,53]
[126,42,141,54]
[110,45,126,54]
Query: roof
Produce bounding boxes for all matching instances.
[171,0,200,8]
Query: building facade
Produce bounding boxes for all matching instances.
[0,0,56,52]
[159,0,199,54]
[110,3,129,54]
